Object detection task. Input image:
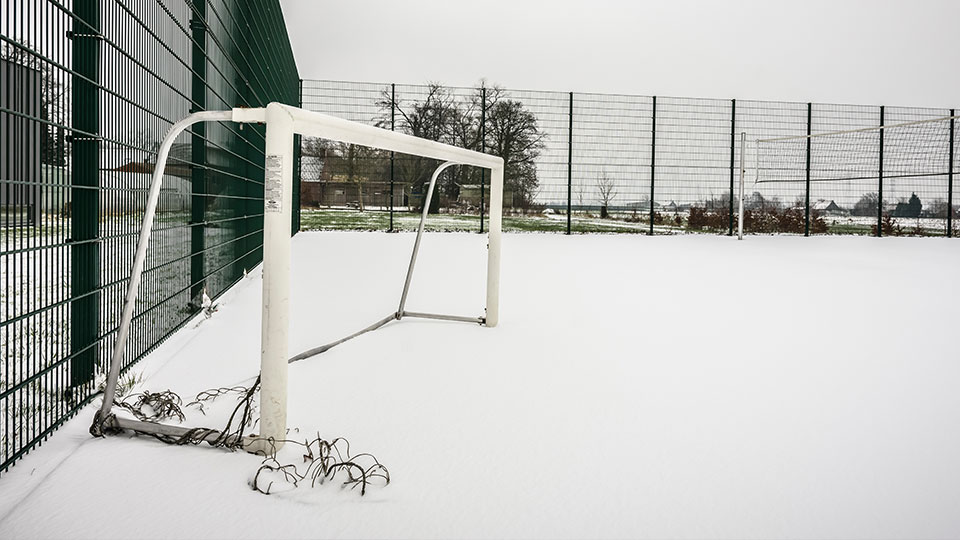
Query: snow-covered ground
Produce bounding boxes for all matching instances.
[1,232,959,539]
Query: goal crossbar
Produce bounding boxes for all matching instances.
[92,103,505,452]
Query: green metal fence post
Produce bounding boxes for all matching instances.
[878,105,885,237]
[649,96,656,236]
[805,102,812,237]
[728,99,736,235]
[69,0,100,388]
[567,91,573,235]
[389,83,395,232]
[189,0,207,304]
[948,109,954,238]
[480,85,486,234]
[293,79,302,234]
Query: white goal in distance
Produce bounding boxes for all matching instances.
[92,103,505,452]
[743,114,957,239]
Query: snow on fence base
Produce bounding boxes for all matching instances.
[91,103,504,460]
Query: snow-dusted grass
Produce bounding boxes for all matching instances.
[300,207,957,236]
[299,207,681,233]
[1,232,958,539]
[1,212,248,457]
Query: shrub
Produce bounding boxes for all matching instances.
[695,204,828,234]
[871,213,904,236]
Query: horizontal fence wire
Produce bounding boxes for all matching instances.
[300,79,958,238]
[1,0,299,473]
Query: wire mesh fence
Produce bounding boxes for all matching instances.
[2,36,956,476]
[300,79,958,238]
[1,0,299,473]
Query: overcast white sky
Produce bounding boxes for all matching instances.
[280,0,959,109]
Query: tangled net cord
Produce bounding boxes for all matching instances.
[106,377,390,496]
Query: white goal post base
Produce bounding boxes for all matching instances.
[91,103,505,454]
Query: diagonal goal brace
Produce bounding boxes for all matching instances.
[91,103,505,453]
[288,160,485,365]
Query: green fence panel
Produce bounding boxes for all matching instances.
[1,0,300,473]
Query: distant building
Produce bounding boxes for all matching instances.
[457,183,518,208]
[300,177,409,208]
[1,59,41,226]
[811,199,845,214]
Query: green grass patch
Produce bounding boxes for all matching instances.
[299,208,682,234]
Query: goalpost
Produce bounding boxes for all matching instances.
[91,103,505,451]
[745,114,957,236]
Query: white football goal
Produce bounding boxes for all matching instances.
[91,103,505,451]
[745,114,957,237]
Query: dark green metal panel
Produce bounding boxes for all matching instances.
[1,0,300,474]
[69,0,100,389]
[293,79,303,234]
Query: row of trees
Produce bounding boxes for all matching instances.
[378,84,545,212]
[852,192,954,218]
[302,83,547,213]
[726,191,947,220]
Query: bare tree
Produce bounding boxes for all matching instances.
[376,83,454,212]
[484,91,546,206]
[377,82,545,213]
[595,171,616,218]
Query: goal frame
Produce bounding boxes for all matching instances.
[92,103,505,450]
[745,114,958,238]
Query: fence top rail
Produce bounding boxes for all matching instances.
[757,115,958,143]
[300,79,959,113]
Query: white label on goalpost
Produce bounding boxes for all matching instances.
[264,154,283,213]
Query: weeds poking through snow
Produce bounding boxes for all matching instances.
[97,377,389,497]
[250,436,390,496]
[115,390,186,422]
